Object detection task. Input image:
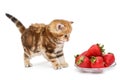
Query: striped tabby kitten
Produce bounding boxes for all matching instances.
[5,13,73,69]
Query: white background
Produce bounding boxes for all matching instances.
[0,0,120,80]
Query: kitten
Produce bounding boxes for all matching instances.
[5,13,73,69]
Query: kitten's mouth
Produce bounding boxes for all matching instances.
[57,41,64,44]
[58,39,68,44]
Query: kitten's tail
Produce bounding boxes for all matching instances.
[5,13,26,34]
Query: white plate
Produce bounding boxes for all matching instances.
[75,62,116,73]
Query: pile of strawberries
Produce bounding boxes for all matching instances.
[75,43,115,68]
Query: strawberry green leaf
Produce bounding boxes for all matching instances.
[90,56,96,63]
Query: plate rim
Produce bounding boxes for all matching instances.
[75,62,116,73]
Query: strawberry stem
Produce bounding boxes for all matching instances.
[90,56,96,63]
[74,54,79,58]
[76,56,84,65]
[97,43,105,53]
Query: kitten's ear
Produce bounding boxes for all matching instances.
[56,23,64,31]
[70,21,74,24]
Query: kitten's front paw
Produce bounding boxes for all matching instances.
[61,62,68,68]
[25,63,32,67]
[52,64,61,70]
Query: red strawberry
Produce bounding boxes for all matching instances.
[74,51,88,63]
[103,53,115,67]
[75,54,82,65]
[86,43,105,57]
[75,55,91,68]
[91,56,104,68]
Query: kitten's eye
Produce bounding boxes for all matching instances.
[64,35,67,38]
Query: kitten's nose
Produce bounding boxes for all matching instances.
[66,36,69,41]
[66,38,69,41]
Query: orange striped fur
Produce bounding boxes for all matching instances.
[5,13,73,69]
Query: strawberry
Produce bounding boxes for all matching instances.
[75,55,91,68]
[74,51,88,63]
[91,56,104,68]
[75,51,88,66]
[86,43,105,57]
[103,53,115,67]
[75,54,82,65]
